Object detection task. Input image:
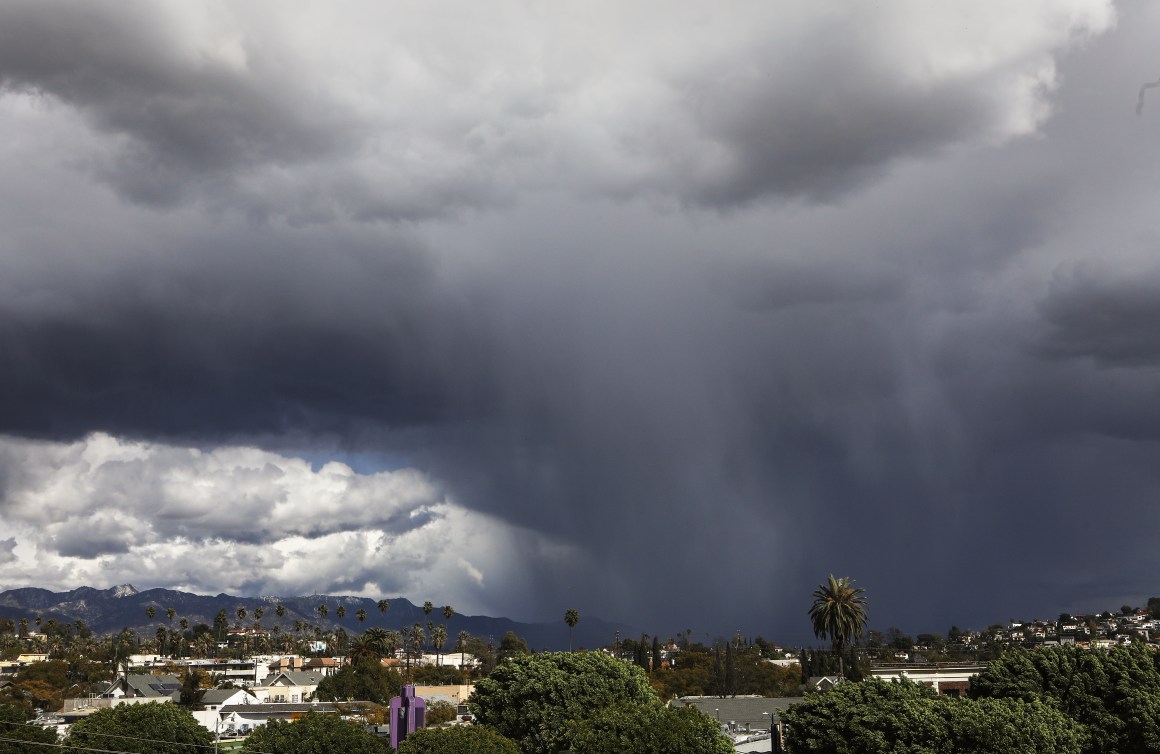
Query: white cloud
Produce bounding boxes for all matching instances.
[0,433,577,614]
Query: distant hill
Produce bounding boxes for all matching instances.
[0,585,633,652]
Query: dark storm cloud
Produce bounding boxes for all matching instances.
[1039,265,1160,366]
[7,0,1160,642]
[0,2,363,209]
[0,225,494,441]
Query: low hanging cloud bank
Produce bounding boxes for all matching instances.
[0,433,581,615]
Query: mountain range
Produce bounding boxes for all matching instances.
[0,585,634,652]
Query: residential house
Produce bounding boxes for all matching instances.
[255,670,326,703]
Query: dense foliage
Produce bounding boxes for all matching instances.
[64,702,214,754]
[315,655,404,704]
[398,724,522,754]
[782,677,1084,754]
[970,644,1160,754]
[649,642,802,699]
[470,651,657,754]
[240,712,388,753]
[0,703,58,754]
[566,702,734,754]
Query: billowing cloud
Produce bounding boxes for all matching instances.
[0,0,1114,219]
[0,0,1157,641]
[0,433,583,615]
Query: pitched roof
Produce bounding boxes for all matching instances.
[106,674,183,698]
[200,688,254,706]
[262,670,326,686]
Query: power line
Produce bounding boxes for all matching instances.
[1,721,279,754]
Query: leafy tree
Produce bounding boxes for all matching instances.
[399,724,521,754]
[64,701,213,754]
[495,630,529,665]
[565,608,581,651]
[462,634,497,676]
[782,677,1083,754]
[808,575,867,677]
[0,703,58,754]
[425,699,457,726]
[240,711,388,754]
[315,655,404,704]
[411,665,467,686]
[970,644,1160,754]
[567,703,733,754]
[470,650,657,754]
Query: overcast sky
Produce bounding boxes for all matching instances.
[1,0,1158,644]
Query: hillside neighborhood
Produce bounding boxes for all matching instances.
[5,585,1160,752]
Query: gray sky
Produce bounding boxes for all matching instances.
[1,0,1158,643]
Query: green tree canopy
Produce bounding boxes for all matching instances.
[470,650,658,754]
[970,644,1160,754]
[782,677,1084,754]
[240,711,388,754]
[566,703,733,754]
[399,724,521,754]
[0,703,58,754]
[315,655,404,704]
[64,702,214,754]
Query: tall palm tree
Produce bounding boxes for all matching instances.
[564,609,580,651]
[363,627,390,659]
[336,605,347,622]
[275,604,286,619]
[432,625,447,667]
[808,574,868,678]
[456,630,470,670]
[356,608,367,626]
[377,599,390,616]
[316,604,329,622]
[145,606,156,622]
[165,608,176,623]
[442,605,454,621]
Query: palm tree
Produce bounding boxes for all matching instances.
[442,605,454,621]
[316,604,329,622]
[336,605,347,621]
[564,609,580,651]
[808,574,868,678]
[275,604,286,619]
[432,625,447,666]
[423,601,434,618]
[411,623,425,668]
[363,627,390,659]
[456,630,470,670]
[165,608,176,623]
[145,606,156,622]
[377,599,389,616]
